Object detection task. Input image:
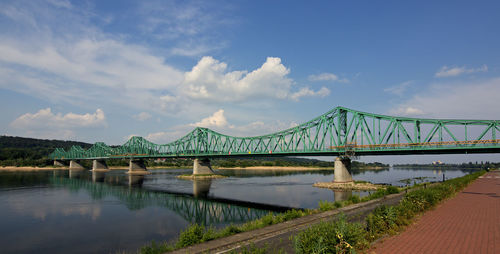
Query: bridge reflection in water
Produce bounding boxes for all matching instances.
[49,173,285,225]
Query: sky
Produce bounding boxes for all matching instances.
[0,0,499,164]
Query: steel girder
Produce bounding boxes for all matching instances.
[49,106,500,160]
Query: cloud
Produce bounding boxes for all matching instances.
[384,80,413,96]
[389,106,425,116]
[133,112,152,121]
[189,109,232,128]
[0,1,187,115]
[308,72,349,83]
[388,77,500,119]
[182,56,327,102]
[290,87,330,101]
[11,108,106,129]
[435,64,488,78]
[9,108,106,139]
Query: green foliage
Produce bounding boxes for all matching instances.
[347,195,361,204]
[175,224,206,248]
[385,185,400,194]
[365,205,398,238]
[294,214,368,254]
[319,200,336,211]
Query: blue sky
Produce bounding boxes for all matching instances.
[1,0,499,163]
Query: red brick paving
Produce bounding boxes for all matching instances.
[371,170,500,254]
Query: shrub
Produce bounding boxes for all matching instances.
[175,224,205,248]
[347,195,361,204]
[319,200,336,211]
[294,214,368,254]
[385,185,400,194]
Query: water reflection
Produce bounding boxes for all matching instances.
[128,174,144,187]
[0,167,477,254]
[69,169,84,179]
[193,179,212,198]
[50,175,273,225]
[334,190,352,202]
[91,171,106,182]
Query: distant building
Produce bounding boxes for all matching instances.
[432,160,444,165]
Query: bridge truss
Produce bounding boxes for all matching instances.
[50,106,500,160]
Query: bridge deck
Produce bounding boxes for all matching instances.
[372,170,500,254]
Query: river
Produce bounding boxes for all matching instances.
[0,167,472,253]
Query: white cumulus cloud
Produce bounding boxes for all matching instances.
[435,64,488,78]
[290,87,330,101]
[9,108,106,139]
[189,109,232,128]
[389,106,425,116]
[308,72,349,83]
[11,108,106,129]
[181,56,328,102]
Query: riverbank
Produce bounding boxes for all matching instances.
[161,170,485,254]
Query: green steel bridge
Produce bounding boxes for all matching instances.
[50,106,500,161]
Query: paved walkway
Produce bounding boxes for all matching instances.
[371,170,500,254]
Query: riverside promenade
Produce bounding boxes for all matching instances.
[371,170,500,254]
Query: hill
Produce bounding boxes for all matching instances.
[0,135,92,166]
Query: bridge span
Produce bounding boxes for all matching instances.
[49,106,500,183]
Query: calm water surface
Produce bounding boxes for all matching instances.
[0,167,472,253]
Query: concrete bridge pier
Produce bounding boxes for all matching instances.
[333,157,353,183]
[69,160,85,170]
[128,159,150,175]
[53,160,66,167]
[193,158,215,175]
[92,160,109,171]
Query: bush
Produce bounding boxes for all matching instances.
[175,224,205,248]
[385,185,400,194]
[294,214,368,254]
[319,200,336,211]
